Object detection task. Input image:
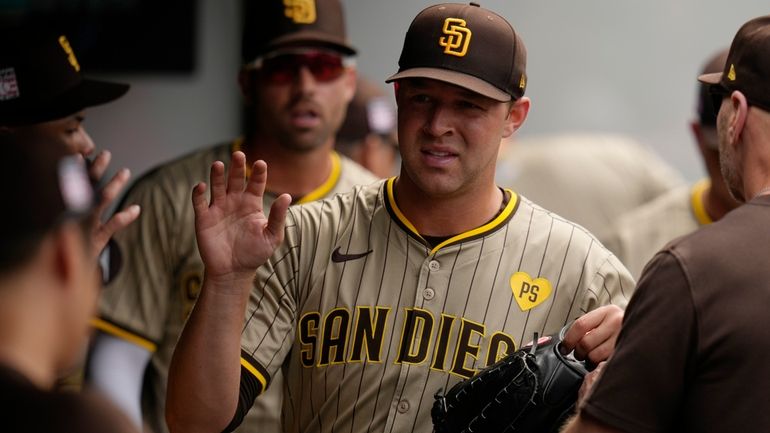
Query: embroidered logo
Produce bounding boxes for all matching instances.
[439,18,472,57]
[284,0,316,24]
[727,64,736,81]
[510,271,552,311]
[58,35,80,72]
[331,246,373,263]
[0,68,20,101]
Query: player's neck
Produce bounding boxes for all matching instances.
[394,178,504,236]
[0,287,58,390]
[242,136,335,199]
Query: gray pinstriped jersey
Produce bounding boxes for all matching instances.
[94,141,377,433]
[236,178,634,433]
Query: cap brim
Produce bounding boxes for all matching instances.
[0,78,129,126]
[386,67,510,102]
[698,71,723,85]
[264,31,356,57]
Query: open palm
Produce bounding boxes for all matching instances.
[192,152,291,284]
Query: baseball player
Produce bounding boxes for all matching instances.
[496,133,684,244]
[604,48,740,278]
[85,1,376,432]
[0,26,140,267]
[167,3,633,433]
[0,131,137,433]
[563,15,770,433]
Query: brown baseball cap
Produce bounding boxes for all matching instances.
[697,48,729,126]
[0,26,130,127]
[386,2,526,102]
[698,15,770,112]
[241,0,356,64]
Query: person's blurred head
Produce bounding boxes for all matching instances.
[335,78,398,178]
[0,130,99,380]
[0,26,129,157]
[239,0,357,152]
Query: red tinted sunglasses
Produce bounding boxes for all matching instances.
[252,52,346,84]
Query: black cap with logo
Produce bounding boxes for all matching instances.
[699,15,770,113]
[387,2,526,102]
[241,0,356,65]
[0,26,129,126]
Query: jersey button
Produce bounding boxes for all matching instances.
[423,288,435,300]
[428,260,440,272]
[397,399,410,413]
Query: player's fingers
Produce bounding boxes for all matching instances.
[89,150,111,182]
[562,305,623,353]
[95,205,141,250]
[265,193,291,243]
[227,151,247,195]
[209,161,226,207]
[192,182,209,215]
[245,160,268,204]
[99,168,131,207]
[583,337,617,365]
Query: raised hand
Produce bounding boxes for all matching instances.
[192,151,291,286]
[88,150,140,259]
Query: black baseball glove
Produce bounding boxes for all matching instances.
[432,326,589,433]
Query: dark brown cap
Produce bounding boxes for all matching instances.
[241,0,356,65]
[698,15,770,112]
[0,27,129,127]
[697,48,729,126]
[386,2,526,102]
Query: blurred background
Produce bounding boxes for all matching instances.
[3,0,767,181]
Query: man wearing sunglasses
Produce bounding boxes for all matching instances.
[167,3,632,433]
[563,15,770,433]
[86,1,376,432]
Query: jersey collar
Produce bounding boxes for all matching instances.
[383,177,520,255]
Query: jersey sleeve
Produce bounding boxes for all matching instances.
[580,251,696,433]
[580,249,634,314]
[238,206,302,394]
[94,174,181,352]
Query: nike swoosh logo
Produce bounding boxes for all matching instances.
[331,246,372,263]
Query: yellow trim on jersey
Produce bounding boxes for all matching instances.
[232,139,340,203]
[385,178,519,254]
[690,179,713,226]
[240,357,268,390]
[90,318,157,352]
[386,177,423,237]
[297,152,341,204]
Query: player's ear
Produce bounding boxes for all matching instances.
[238,68,256,104]
[726,90,749,147]
[341,66,357,104]
[503,96,530,138]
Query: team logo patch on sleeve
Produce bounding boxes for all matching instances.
[0,68,20,101]
[439,17,472,57]
[510,272,552,311]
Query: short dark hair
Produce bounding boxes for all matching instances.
[0,130,94,274]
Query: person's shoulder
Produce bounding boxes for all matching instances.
[337,152,380,186]
[290,179,385,220]
[122,142,232,201]
[614,185,692,234]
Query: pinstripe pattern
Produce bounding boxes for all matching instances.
[239,178,633,433]
[95,142,376,433]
